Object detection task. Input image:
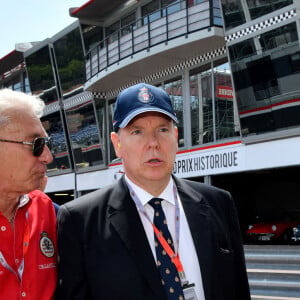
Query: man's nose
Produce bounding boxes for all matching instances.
[39,144,53,164]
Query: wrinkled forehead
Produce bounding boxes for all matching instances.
[1,108,42,136]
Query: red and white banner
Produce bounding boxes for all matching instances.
[217,86,233,99]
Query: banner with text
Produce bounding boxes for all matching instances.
[173,143,245,178]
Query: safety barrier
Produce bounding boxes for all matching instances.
[244,245,300,300]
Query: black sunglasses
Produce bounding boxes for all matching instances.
[0,137,52,157]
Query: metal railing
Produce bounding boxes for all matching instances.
[244,244,300,300]
[85,0,222,80]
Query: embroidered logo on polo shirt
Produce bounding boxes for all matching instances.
[40,231,55,258]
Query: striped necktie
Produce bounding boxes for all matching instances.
[148,198,184,300]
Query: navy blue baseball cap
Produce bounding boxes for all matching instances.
[113,83,178,131]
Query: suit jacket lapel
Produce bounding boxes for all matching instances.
[175,177,214,300]
[108,177,165,299]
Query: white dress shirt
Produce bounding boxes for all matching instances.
[125,175,205,300]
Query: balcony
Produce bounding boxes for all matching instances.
[84,0,225,92]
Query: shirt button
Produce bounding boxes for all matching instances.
[21,292,26,297]
[15,259,19,264]
[1,226,6,231]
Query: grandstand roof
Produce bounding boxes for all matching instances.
[69,0,131,24]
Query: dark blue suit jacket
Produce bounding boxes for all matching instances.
[56,176,250,300]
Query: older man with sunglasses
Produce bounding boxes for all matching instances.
[0,88,57,300]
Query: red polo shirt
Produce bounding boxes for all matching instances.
[0,190,57,300]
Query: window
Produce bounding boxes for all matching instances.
[106,11,137,43]
[106,21,120,43]
[228,24,300,136]
[164,78,184,147]
[24,73,31,93]
[214,64,236,140]
[247,0,293,20]
[260,23,298,52]
[221,0,246,30]
[190,62,237,145]
[95,98,106,165]
[42,111,71,172]
[53,27,85,98]
[163,0,181,16]
[81,24,103,52]
[290,52,300,73]
[190,68,214,145]
[142,0,180,24]
[66,101,104,169]
[121,12,136,36]
[247,56,280,101]
[229,39,256,63]
[142,1,160,24]
[26,45,59,104]
[108,100,118,163]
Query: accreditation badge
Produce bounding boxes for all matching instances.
[40,231,55,258]
[183,283,198,300]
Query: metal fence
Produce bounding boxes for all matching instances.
[85,0,222,80]
[244,245,300,300]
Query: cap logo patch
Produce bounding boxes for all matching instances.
[40,231,55,258]
[138,87,153,103]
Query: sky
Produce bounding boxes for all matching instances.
[0,0,87,59]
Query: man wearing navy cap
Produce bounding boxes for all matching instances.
[56,83,250,300]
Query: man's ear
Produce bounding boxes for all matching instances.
[174,126,178,139]
[111,131,122,158]
[174,126,179,151]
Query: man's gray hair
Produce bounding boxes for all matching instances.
[0,88,45,127]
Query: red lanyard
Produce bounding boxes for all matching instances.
[127,182,187,282]
[151,223,184,274]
